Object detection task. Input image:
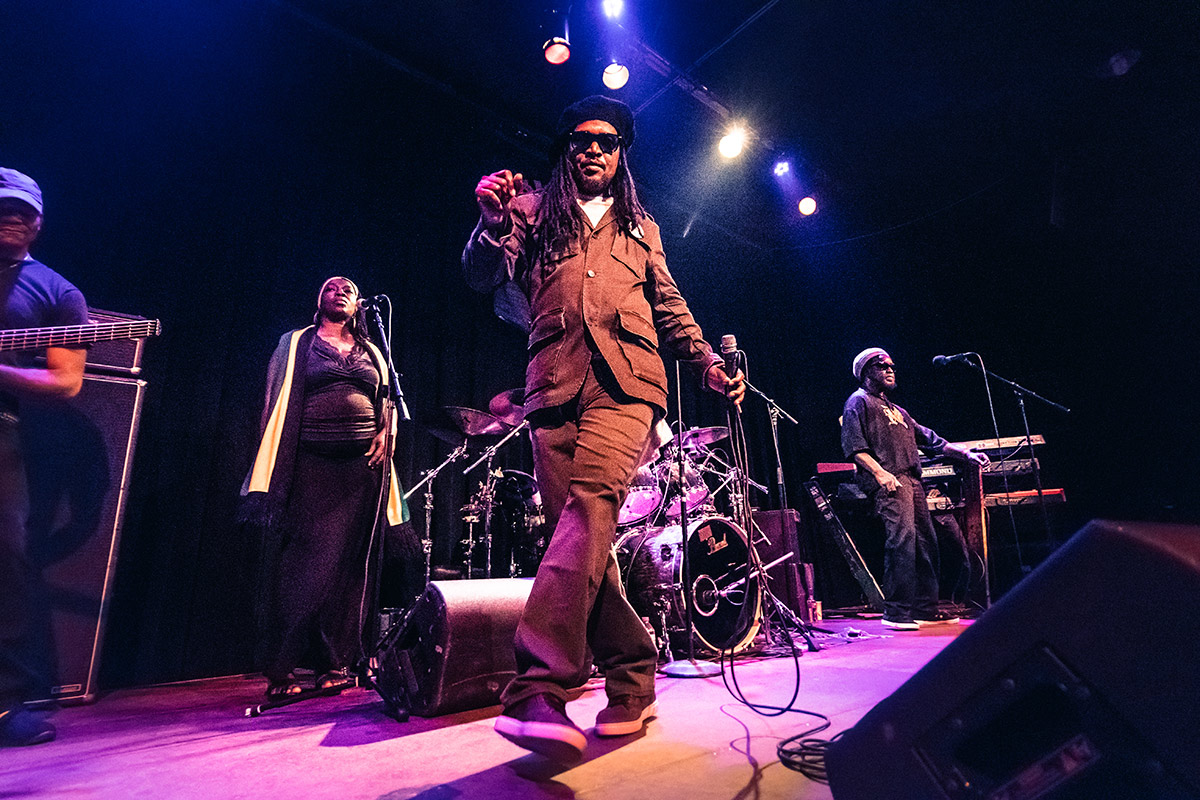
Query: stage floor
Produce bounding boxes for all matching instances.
[3,618,967,800]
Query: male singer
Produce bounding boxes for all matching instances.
[841,348,988,630]
[463,95,743,762]
[0,167,87,746]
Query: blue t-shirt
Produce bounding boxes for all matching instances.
[0,257,89,413]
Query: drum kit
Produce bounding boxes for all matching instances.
[409,388,766,654]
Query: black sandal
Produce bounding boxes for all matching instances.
[315,669,353,691]
[265,677,303,700]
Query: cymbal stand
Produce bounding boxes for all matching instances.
[404,441,469,586]
[462,420,529,475]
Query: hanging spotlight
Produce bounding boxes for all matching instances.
[602,0,624,20]
[773,161,790,177]
[543,36,571,64]
[798,196,817,216]
[602,61,629,90]
[718,126,747,159]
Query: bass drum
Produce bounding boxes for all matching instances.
[492,470,546,578]
[617,516,761,653]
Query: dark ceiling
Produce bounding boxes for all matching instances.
[281,0,1194,245]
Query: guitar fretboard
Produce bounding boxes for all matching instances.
[0,320,162,353]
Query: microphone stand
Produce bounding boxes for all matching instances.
[362,299,408,671]
[740,364,799,510]
[959,355,1069,554]
[662,361,720,678]
[367,300,411,422]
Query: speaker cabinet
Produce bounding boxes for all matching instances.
[376,579,531,718]
[752,509,815,621]
[827,520,1200,800]
[19,374,146,705]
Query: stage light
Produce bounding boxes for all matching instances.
[773,161,790,177]
[543,36,571,64]
[602,0,624,20]
[602,61,630,90]
[798,196,817,216]
[718,126,746,159]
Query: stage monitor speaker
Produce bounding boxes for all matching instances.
[752,509,815,621]
[19,374,147,705]
[375,578,531,718]
[827,520,1200,800]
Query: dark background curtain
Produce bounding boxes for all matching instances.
[1,0,1195,688]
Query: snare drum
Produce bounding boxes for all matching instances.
[618,465,664,527]
[617,515,761,653]
[656,452,712,521]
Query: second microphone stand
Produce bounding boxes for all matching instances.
[661,362,720,678]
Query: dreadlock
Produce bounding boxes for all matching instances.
[536,144,647,260]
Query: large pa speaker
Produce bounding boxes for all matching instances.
[827,520,1200,800]
[375,578,531,718]
[19,373,146,705]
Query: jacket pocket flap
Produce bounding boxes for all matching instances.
[529,307,566,353]
[616,308,657,348]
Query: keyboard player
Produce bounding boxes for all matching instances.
[841,348,990,630]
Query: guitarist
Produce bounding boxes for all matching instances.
[0,167,86,746]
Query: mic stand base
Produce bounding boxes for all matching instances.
[660,658,721,678]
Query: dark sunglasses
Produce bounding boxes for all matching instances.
[567,131,622,154]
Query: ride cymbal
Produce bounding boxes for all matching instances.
[444,406,511,437]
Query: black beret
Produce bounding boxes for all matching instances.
[555,95,635,149]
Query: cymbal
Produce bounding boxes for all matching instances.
[444,406,511,437]
[681,426,729,449]
[427,426,465,446]
[488,388,526,427]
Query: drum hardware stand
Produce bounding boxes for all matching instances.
[662,363,722,678]
[460,463,498,579]
[461,420,529,578]
[404,441,469,586]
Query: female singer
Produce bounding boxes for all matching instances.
[241,277,408,699]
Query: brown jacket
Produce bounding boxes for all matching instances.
[463,191,721,415]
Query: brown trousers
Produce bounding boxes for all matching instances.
[501,359,658,708]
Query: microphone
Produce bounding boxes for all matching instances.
[720,334,740,378]
[358,294,387,311]
[932,352,974,367]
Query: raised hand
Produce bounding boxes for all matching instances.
[475,170,527,231]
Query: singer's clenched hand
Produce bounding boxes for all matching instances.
[707,366,745,407]
[475,170,527,232]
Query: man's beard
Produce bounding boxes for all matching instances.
[573,167,613,197]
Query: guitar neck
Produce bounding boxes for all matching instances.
[0,320,162,353]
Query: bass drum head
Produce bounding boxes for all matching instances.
[617,516,761,654]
